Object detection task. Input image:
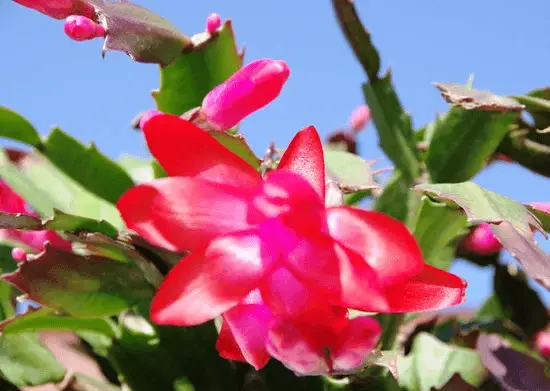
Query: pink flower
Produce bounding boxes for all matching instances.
[534,329,550,358]
[349,104,371,133]
[0,181,70,253]
[206,13,221,34]
[217,290,382,374]
[462,223,502,256]
[117,115,466,326]
[13,0,95,20]
[200,59,290,131]
[64,15,105,42]
[529,202,550,215]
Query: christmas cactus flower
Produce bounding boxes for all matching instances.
[117,115,467,328]
[0,181,70,253]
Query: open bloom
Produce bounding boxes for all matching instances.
[0,181,70,252]
[13,0,95,20]
[117,115,466,327]
[200,59,290,131]
[217,289,381,373]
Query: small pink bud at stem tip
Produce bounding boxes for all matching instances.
[11,248,28,262]
[349,104,372,133]
[463,223,502,256]
[64,15,105,42]
[200,59,290,131]
[139,110,163,130]
[534,330,550,358]
[206,13,221,34]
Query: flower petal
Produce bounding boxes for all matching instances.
[221,303,272,370]
[327,207,424,286]
[150,232,279,326]
[142,115,261,188]
[260,267,327,316]
[117,177,253,252]
[217,322,247,363]
[278,126,325,202]
[332,316,382,373]
[384,265,467,312]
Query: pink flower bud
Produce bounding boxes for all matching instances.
[139,110,162,130]
[200,59,290,131]
[349,104,371,133]
[462,223,502,256]
[534,330,550,358]
[529,202,550,215]
[13,0,95,20]
[64,15,105,42]
[206,13,221,34]
[11,248,28,263]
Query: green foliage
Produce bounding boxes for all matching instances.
[398,333,486,391]
[363,73,421,182]
[153,21,242,115]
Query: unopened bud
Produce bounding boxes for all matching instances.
[462,223,502,255]
[11,248,28,262]
[200,59,290,131]
[349,104,371,133]
[206,13,221,34]
[534,329,550,358]
[64,15,105,42]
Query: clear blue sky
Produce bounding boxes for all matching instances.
[1,0,549,308]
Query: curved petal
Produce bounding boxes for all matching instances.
[260,267,328,316]
[117,177,253,252]
[150,232,279,326]
[250,170,325,232]
[332,316,382,373]
[143,115,261,188]
[217,322,247,362]
[384,265,467,312]
[327,207,424,286]
[278,126,325,202]
[221,303,272,370]
[266,315,332,375]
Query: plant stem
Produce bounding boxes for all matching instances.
[380,313,405,351]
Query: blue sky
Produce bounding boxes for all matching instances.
[1,0,549,308]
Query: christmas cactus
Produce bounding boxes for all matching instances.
[0,1,549,390]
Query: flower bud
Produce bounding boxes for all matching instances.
[200,59,290,131]
[534,329,550,358]
[206,13,221,34]
[349,104,371,133]
[13,0,95,20]
[11,248,28,263]
[462,223,502,255]
[64,15,105,42]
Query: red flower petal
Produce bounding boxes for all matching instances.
[278,126,325,202]
[150,232,279,326]
[327,207,424,286]
[384,265,467,312]
[142,115,261,188]
[217,322,247,363]
[220,303,272,370]
[332,316,381,373]
[117,177,253,252]
[260,267,328,316]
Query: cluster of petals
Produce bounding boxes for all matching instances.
[13,0,95,20]
[117,115,467,373]
[0,181,70,254]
